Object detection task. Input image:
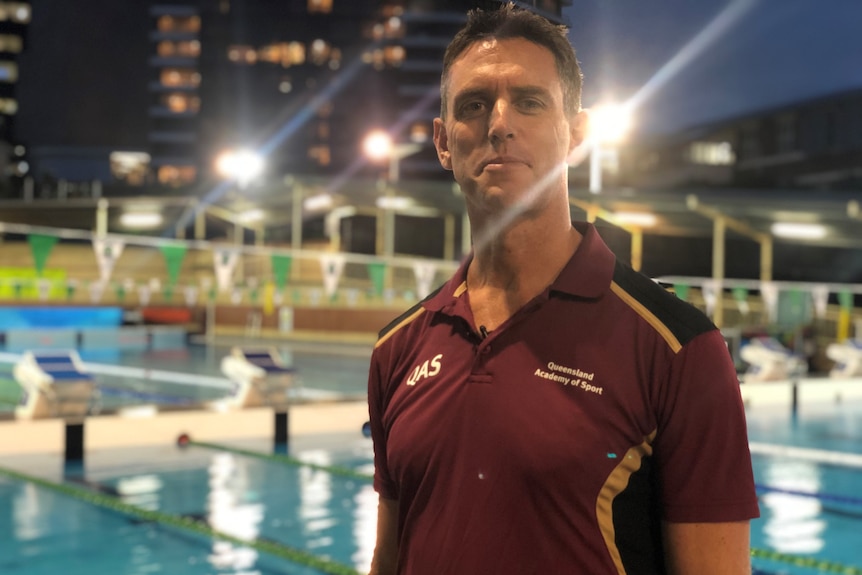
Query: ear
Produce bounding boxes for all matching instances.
[433,117,453,171]
[568,110,588,153]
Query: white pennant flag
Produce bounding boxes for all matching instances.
[37,279,52,301]
[184,285,199,307]
[214,250,239,293]
[320,254,346,298]
[137,285,151,307]
[89,281,106,303]
[760,282,779,321]
[231,287,243,304]
[701,281,720,317]
[93,238,125,284]
[811,284,829,319]
[412,261,437,299]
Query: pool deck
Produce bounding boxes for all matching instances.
[0,400,369,457]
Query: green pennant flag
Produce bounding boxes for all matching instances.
[163,286,174,301]
[271,254,292,291]
[115,283,126,302]
[66,282,77,301]
[27,234,58,276]
[368,262,387,297]
[673,283,690,301]
[838,289,854,311]
[732,287,748,302]
[159,244,188,288]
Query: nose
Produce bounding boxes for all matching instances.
[487,100,514,144]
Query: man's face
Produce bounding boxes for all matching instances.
[433,37,585,214]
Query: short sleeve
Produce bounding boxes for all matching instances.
[368,346,398,499]
[653,329,760,522]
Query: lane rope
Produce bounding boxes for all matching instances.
[756,483,862,506]
[188,440,374,482]
[0,464,361,575]
[751,548,862,574]
[749,441,862,469]
[195,441,862,573]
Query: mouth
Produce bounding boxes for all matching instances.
[481,156,528,172]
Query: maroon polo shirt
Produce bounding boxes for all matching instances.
[368,222,759,575]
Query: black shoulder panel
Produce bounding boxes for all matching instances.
[376,283,446,341]
[612,260,717,348]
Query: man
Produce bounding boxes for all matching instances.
[367,4,759,574]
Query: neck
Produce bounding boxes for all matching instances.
[466,204,581,311]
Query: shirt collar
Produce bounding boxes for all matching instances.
[423,222,617,313]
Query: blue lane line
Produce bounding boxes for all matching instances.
[97,386,198,406]
[756,483,862,506]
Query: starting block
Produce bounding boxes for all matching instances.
[14,351,96,420]
[826,339,862,378]
[218,347,295,409]
[739,337,807,383]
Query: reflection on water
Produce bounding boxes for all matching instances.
[761,459,825,554]
[206,453,264,571]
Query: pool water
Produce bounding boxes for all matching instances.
[1,391,860,574]
[0,435,377,575]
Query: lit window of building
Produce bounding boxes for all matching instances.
[228,45,256,63]
[0,97,17,114]
[689,141,735,165]
[307,0,332,14]
[160,68,201,87]
[410,122,429,143]
[283,42,305,67]
[157,15,200,33]
[385,16,403,38]
[310,39,329,65]
[384,45,405,66]
[157,165,196,186]
[158,40,176,57]
[110,151,151,186]
[0,3,31,24]
[163,93,200,113]
[372,49,385,70]
[259,44,281,63]
[0,34,22,53]
[0,61,18,83]
[278,78,292,93]
[372,23,385,41]
[308,145,331,166]
[382,5,404,18]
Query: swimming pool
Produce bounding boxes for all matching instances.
[2,397,860,574]
[0,341,371,414]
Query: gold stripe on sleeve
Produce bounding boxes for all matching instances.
[610,282,682,353]
[374,308,426,349]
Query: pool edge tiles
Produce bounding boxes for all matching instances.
[0,400,369,456]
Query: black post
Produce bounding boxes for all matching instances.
[65,421,85,463]
[791,381,799,418]
[275,410,289,445]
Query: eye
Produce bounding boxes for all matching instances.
[456,100,486,118]
[518,98,544,112]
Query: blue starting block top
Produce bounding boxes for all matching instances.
[33,354,94,382]
[240,350,295,374]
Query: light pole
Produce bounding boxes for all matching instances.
[587,104,632,194]
[362,130,422,290]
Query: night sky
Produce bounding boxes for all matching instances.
[13,0,862,147]
[565,0,862,134]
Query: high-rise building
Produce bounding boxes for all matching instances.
[146,0,572,188]
[0,1,30,184]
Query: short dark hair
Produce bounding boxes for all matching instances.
[440,3,583,119]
